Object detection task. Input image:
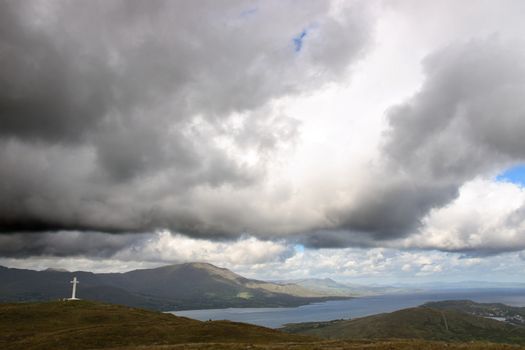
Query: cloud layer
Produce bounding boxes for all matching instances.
[2,0,525,269]
[2,231,523,284]
[343,39,525,234]
[0,0,372,237]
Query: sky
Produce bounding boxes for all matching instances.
[1,0,525,284]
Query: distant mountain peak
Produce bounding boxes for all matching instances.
[161,262,223,270]
[187,262,224,270]
[187,262,244,281]
[44,267,69,272]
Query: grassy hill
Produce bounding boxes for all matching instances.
[0,263,349,311]
[0,300,311,350]
[2,300,524,350]
[281,306,525,345]
[424,300,525,326]
[274,278,410,297]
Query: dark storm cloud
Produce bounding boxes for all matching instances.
[0,1,112,143]
[0,231,146,258]
[321,38,525,247]
[333,181,459,240]
[298,229,382,249]
[0,0,373,247]
[384,40,525,175]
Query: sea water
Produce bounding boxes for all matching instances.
[171,288,525,328]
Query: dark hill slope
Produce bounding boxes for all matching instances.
[282,306,525,345]
[0,300,310,350]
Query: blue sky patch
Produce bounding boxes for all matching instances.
[292,30,308,52]
[496,164,525,186]
[294,244,305,253]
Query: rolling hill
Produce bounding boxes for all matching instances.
[274,277,410,297]
[423,300,525,326]
[1,300,522,350]
[0,263,349,310]
[0,300,310,350]
[281,305,525,345]
[274,278,359,296]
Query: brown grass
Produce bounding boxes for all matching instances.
[3,301,524,350]
[108,339,525,350]
[0,300,310,350]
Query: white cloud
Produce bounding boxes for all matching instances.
[3,0,525,282]
[1,231,523,284]
[401,178,525,253]
[113,232,293,266]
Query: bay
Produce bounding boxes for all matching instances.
[171,288,525,328]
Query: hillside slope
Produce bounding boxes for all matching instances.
[0,263,348,310]
[0,300,310,350]
[275,278,358,296]
[424,300,525,326]
[282,306,525,345]
[2,301,523,350]
[274,278,409,297]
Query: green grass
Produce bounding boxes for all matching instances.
[282,306,525,345]
[423,300,525,326]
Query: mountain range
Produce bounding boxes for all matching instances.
[274,278,410,296]
[0,262,351,310]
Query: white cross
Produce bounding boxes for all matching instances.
[69,276,80,300]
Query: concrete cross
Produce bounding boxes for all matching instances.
[68,276,80,300]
